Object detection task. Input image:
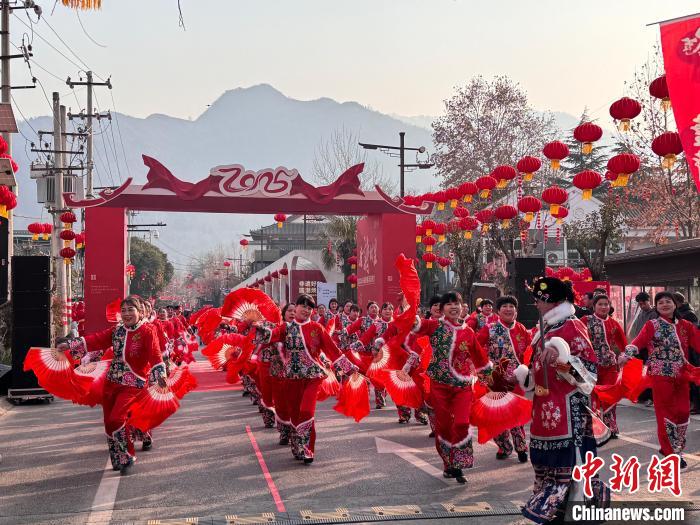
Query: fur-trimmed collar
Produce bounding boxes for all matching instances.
[543,302,576,326]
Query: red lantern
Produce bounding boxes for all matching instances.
[475,176,497,199]
[60,247,76,265]
[240,239,249,250]
[605,170,618,184]
[516,156,541,182]
[552,206,569,225]
[437,256,451,269]
[273,213,287,228]
[75,232,85,249]
[541,186,568,215]
[422,219,436,236]
[347,255,358,269]
[422,235,436,253]
[609,97,641,131]
[453,206,469,218]
[422,252,437,269]
[557,266,575,281]
[271,270,279,279]
[651,131,683,169]
[0,186,14,218]
[125,264,136,278]
[446,187,461,208]
[580,268,592,282]
[415,224,424,243]
[459,181,478,203]
[60,211,77,229]
[459,217,479,239]
[347,273,358,288]
[494,205,518,228]
[474,209,495,232]
[279,268,289,276]
[607,153,640,187]
[491,165,517,189]
[223,261,231,267]
[649,75,670,111]
[573,123,603,155]
[447,218,461,233]
[542,141,569,170]
[264,275,272,282]
[434,190,448,210]
[572,170,602,200]
[433,222,447,242]
[517,196,542,222]
[59,229,77,247]
[28,222,44,241]
[41,223,53,240]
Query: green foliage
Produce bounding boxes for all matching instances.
[562,110,610,191]
[129,237,175,299]
[319,216,358,302]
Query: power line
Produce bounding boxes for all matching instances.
[108,90,132,179]
[75,10,107,49]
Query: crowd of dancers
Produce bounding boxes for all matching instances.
[24,255,700,524]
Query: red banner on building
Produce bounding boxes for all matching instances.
[660,14,700,193]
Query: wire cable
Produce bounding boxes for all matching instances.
[75,10,107,48]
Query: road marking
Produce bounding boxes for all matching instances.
[245,425,286,512]
[375,437,453,485]
[617,433,700,462]
[86,458,121,524]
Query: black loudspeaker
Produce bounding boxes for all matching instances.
[11,256,51,390]
[505,257,545,329]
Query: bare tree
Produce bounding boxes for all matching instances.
[432,76,556,188]
[312,126,396,192]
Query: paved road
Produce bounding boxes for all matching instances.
[1,359,699,525]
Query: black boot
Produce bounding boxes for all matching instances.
[453,468,467,484]
[518,451,528,463]
[303,457,314,464]
[681,458,687,469]
[142,438,153,451]
[120,458,134,476]
[279,435,289,446]
[443,467,455,478]
[496,451,509,460]
[428,431,435,438]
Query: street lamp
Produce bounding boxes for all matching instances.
[359,131,434,197]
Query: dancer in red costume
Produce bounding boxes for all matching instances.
[60,296,167,474]
[408,291,492,484]
[581,294,627,438]
[466,298,497,331]
[256,294,358,463]
[476,295,531,462]
[271,304,296,444]
[619,291,700,468]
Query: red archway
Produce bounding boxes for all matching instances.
[67,155,431,332]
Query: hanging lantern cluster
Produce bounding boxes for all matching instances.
[459,217,479,239]
[609,97,641,131]
[553,206,569,225]
[459,181,478,203]
[433,222,447,242]
[491,165,517,189]
[0,186,16,219]
[59,211,78,265]
[651,131,683,169]
[75,232,85,249]
[41,223,52,240]
[573,122,603,155]
[28,222,44,241]
[273,213,287,228]
[494,205,517,227]
[437,256,451,269]
[422,234,436,252]
[347,255,358,269]
[422,252,436,269]
[475,175,497,199]
[542,141,569,170]
[541,186,568,215]
[516,156,541,182]
[347,273,358,288]
[125,264,136,278]
[474,209,495,232]
[415,224,424,243]
[517,196,542,222]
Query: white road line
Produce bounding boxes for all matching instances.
[616,434,700,463]
[86,458,121,524]
[375,437,453,485]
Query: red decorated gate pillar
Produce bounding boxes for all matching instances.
[84,206,128,333]
[356,213,416,308]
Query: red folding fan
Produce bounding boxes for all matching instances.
[586,405,612,447]
[23,347,92,403]
[379,369,424,409]
[470,391,532,444]
[129,384,180,432]
[317,368,340,401]
[166,365,198,399]
[325,316,336,337]
[221,288,281,324]
[522,345,533,367]
[366,343,402,380]
[595,357,644,408]
[105,297,122,324]
[73,359,110,407]
[202,333,253,370]
[333,372,370,422]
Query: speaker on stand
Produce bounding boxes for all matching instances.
[505,257,545,329]
[8,256,53,403]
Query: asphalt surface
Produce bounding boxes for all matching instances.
[1,358,699,525]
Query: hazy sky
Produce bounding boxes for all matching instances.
[9,0,699,123]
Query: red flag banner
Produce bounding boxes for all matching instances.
[660,14,700,193]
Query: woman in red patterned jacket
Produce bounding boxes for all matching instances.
[581,294,627,438]
[60,296,166,474]
[619,291,700,468]
[409,291,492,484]
[257,294,358,464]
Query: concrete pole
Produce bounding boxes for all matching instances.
[86,71,94,198]
[52,93,66,339]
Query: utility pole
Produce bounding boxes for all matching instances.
[359,132,434,197]
[67,72,112,198]
[1,1,10,149]
[60,105,71,328]
[51,92,66,341]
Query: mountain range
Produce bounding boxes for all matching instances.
[13,84,582,268]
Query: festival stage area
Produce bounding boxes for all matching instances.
[1,356,698,525]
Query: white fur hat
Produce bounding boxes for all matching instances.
[546,337,570,364]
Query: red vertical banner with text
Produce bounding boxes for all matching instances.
[660,14,700,193]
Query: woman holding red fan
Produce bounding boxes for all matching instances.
[59,295,167,474]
